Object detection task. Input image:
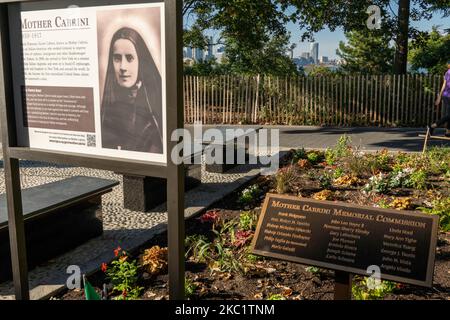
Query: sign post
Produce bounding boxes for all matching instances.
[0,3,29,299]
[165,0,185,300]
[0,0,184,300]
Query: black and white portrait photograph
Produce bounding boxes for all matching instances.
[97,6,164,155]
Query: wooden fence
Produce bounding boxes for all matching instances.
[183,74,443,127]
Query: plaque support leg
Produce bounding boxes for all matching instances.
[334,271,352,300]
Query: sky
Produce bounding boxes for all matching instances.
[288,6,449,60]
[185,4,449,60]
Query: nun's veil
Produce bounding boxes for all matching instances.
[101,27,162,139]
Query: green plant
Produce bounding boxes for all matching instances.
[103,247,143,300]
[292,148,307,163]
[306,151,323,165]
[376,198,390,209]
[318,172,333,189]
[363,173,390,194]
[334,135,352,158]
[388,168,413,189]
[268,294,286,300]
[325,148,337,165]
[345,151,370,178]
[239,210,257,231]
[185,234,212,263]
[185,278,197,299]
[305,266,321,275]
[419,197,450,232]
[139,246,168,276]
[352,277,397,300]
[274,165,298,194]
[333,168,344,179]
[239,185,261,205]
[408,169,428,190]
[373,149,391,173]
[245,253,262,263]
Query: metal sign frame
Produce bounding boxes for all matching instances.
[0,0,184,300]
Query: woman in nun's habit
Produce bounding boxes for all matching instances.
[101,27,163,153]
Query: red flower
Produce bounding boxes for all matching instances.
[199,210,220,224]
[114,246,122,257]
[396,283,405,290]
[101,262,107,272]
[122,289,128,298]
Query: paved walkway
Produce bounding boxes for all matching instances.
[188,125,450,152]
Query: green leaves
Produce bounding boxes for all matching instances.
[103,249,143,300]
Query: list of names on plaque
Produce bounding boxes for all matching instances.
[252,194,438,287]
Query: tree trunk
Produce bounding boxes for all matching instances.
[394,0,410,74]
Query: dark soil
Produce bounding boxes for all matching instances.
[57,152,450,301]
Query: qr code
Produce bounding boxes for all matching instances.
[86,134,96,147]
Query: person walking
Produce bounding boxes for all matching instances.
[429,61,450,137]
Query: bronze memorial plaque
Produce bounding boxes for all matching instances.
[251,194,439,287]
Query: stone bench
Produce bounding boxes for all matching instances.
[0,176,119,282]
[203,126,263,173]
[122,148,203,212]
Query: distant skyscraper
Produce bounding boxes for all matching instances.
[194,47,204,61]
[184,47,193,59]
[204,36,214,61]
[310,42,319,64]
[319,56,329,63]
[301,52,310,59]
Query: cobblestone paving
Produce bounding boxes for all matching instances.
[0,158,265,300]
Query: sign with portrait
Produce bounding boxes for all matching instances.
[9,1,166,163]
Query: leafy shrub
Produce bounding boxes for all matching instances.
[333,168,344,179]
[363,173,390,194]
[334,174,360,187]
[139,246,168,276]
[389,197,413,210]
[419,197,450,232]
[312,190,334,201]
[318,172,333,189]
[239,185,261,205]
[198,210,221,227]
[232,230,254,248]
[408,169,428,190]
[239,210,257,231]
[297,159,311,169]
[352,277,397,300]
[185,278,197,299]
[292,148,307,163]
[306,151,323,165]
[388,168,414,188]
[372,149,391,173]
[325,149,337,166]
[305,266,321,275]
[185,235,212,263]
[344,150,370,178]
[335,135,352,157]
[274,165,298,194]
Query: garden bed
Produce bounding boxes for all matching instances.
[56,136,450,300]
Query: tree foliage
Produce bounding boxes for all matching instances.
[336,29,395,74]
[183,0,449,75]
[183,0,298,75]
[408,28,450,75]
